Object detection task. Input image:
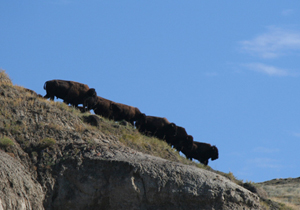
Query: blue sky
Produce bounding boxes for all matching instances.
[1,1,300,183]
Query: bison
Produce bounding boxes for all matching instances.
[181,141,219,166]
[135,116,177,140]
[111,102,146,126]
[84,96,146,125]
[84,96,115,119]
[43,80,96,108]
[165,126,193,152]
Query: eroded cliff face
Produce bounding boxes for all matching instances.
[48,150,261,210]
[0,72,262,210]
[0,150,44,210]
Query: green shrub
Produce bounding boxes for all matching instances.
[0,137,14,148]
[39,137,56,149]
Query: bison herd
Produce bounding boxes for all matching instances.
[43,79,219,166]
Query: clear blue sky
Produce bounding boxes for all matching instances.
[1,1,300,183]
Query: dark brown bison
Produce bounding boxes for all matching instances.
[181,142,219,166]
[111,102,146,125]
[43,80,96,108]
[135,116,177,140]
[166,126,193,152]
[84,96,115,119]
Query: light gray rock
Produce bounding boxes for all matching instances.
[49,150,261,210]
[0,151,44,210]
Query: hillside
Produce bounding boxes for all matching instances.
[257,177,300,209]
[0,70,296,210]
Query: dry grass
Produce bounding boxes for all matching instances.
[0,70,13,85]
[272,198,299,210]
[257,178,300,210]
[86,117,209,170]
[261,185,300,209]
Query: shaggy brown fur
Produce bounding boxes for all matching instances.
[44,80,96,107]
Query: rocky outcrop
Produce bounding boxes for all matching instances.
[1,144,261,210]
[48,149,261,210]
[0,71,263,210]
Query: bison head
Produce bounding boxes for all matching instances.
[210,145,219,161]
[83,96,98,110]
[136,113,146,122]
[185,135,194,150]
[86,88,97,97]
[166,123,177,136]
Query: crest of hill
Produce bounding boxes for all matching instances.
[0,70,295,210]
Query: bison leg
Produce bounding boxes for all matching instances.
[44,94,54,101]
[183,153,193,161]
[63,99,70,105]
[200,159,209,166]
[129,120,135,126]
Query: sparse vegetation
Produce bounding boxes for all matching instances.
[219,171,243,185]
[39,137,56,149]
[0,136,14,148]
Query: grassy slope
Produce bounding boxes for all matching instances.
[257,178,300,210]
